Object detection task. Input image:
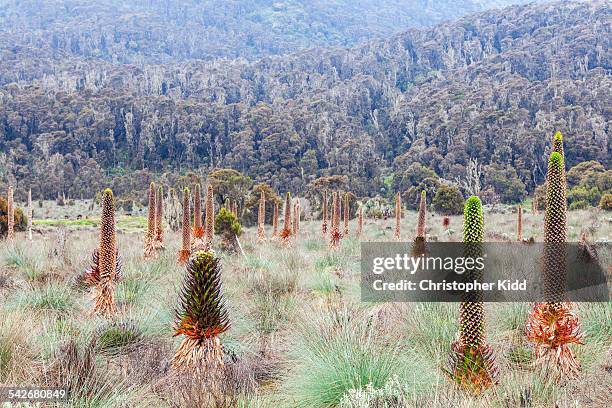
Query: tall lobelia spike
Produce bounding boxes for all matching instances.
[272,201,279,240]
[144,182,157,259]
[178,188,191,264]
[552,131,564,160]
[155,186,165,249]
[292,199,300,236]
[280,192,292,245]
[321,190,328,238]
[292,201,297,236]
[203,185,215,252]
[93,189,118,317]
[296,200,300,233]
[257,190,266,242]
[193,184,204,239]
[173,251,230,372]
[517,206,523,242]
[394,192,401,241]
[356,205,363,238]
[7,185,14,240]
[343,193,349,236]
[448,196,498,394]
[27,188,33,241]
[413,191,427,256]
[329,191,342,250]
[417,191,426,238]
[192,184,206,251]
[526,150,582,380]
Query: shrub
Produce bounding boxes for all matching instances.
[484,163,526,203]
[215,207,242,239]
[432,184,464,215]
[534,184,547,210]
[0,197,27,238]
[599,193,612,211]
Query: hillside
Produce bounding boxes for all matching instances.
[0,0,539,63]
[0,0,610,200]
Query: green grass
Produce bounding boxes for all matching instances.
[281,304,432,407]
[95,321,143,356]
[0,206,609,407]
[33,216,146,230]
[34,218,99,227]
[22,284,75,313]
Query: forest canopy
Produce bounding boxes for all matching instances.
[0,1,609,203]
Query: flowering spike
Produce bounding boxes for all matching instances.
[517,206,523,242]
[144,182,157,259]
[356,205,363,237]
[155,186,165,249]
[448,195,498,393]
[272,201,279,240]
[7,185,14,240]
[343,193,349,236]
[321,190,328,238]
[394,192,401,241]
[93,189,118,317]
[280,192,292,244]
[193,184,204,239]
[526,150,582,380]
[257,190,266,242]
[329,192,342,250]
[178,188,191,264]
[203,185,215,252]
[27,188,33,241]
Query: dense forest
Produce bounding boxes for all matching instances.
[0,0,539,63]
[0,0,610,203]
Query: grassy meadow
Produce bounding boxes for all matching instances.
[0,201,610,407]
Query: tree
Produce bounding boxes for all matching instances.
[393,162,437,194]
[207,169,252,210]
[484,163,526,203]
[432,184,464,215]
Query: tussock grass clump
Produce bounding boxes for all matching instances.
[95,321,143,356]
[404,303,457,360]
[23,284,75,314]
[281,304,426,407]
[45,337,139,407]
[0,311,37,382]
[2,240,45,281]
